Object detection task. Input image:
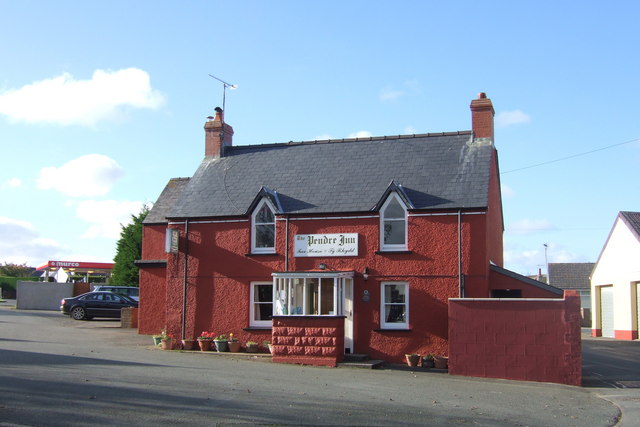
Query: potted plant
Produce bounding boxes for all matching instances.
[245,340,258,353]
[181,338,196,350]
[214,334,228,352]
[197,331,215,351]
[405,353,420,367]
[422,353,435,369]
[152,333,163,346]
[434,355,449,370]
[159,329,173,350]
[227,333,241,352]
[263,340,272,354]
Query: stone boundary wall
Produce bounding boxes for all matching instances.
[448,290,581,386]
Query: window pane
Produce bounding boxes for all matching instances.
[255,284,273,303]
[320,278,334,315]
[306,279,319,315]
[384,198,405,219]
[256,303,273,321]
[385,304,406,323]
[256,205,274,223]
[384,220,405,245]
[385,284,405,303]
[255,224,275,248]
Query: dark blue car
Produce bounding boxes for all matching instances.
[60,291,138,320]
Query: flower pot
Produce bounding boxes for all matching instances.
[405,354,420,367]
[214,340,228,352]
[161,339,172,350]
[422,357,435,369]
[182,339,196,350]
[228,341,241,352]
[246,343,258,353]
[198,339,212,351]
[434,355,448,370]
[266,343,272,354]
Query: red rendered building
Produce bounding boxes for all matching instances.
[137,94,562,366]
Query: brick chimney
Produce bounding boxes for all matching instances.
[470,92,494,142]
[205,107,234,158]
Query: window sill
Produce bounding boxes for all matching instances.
[243,326,272,331]
[374,328,412,332]
[375,250,412,255]
[245,252,279,257]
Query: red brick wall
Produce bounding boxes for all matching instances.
[272,316,344,367]
[448,291,582,386]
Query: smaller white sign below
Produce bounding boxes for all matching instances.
[294,233,358,257]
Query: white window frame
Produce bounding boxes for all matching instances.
[380,281,409,329]
[251,198,276,254]
[250,281,273,327]
[379,192,408,251]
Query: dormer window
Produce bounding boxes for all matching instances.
[252,199,276,253]
[380,193,407,251]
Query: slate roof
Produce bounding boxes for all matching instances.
[547,263,595,291]
[144,177,190,224]
[490,265,564,296]
[163,131,495,219]
[620,211,640,240]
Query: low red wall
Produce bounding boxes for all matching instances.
[448,291,581,386]
[271,316,345,367]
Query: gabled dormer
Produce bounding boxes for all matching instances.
[246,187,282,254]
[374,181,413,252]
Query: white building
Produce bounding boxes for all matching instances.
[591,211,640,339]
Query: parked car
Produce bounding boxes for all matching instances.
[60,291,138,320]
[92,285,139,301]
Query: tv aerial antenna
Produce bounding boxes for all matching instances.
[208,74,237,118]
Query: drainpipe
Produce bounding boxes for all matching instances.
[458,210,464,297]
[285,215,290,272]
[181,219,189,341]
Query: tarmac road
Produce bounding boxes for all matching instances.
[0,301,625,426]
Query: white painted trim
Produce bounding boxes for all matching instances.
[380,193,408,251]
[410,211,486,217]
[250,281,273,328]
[380,281,409,329]
[251,199,276,254]
[168,219,248,225]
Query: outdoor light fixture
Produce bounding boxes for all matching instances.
[362,267,369,281]
[319,263,327,270]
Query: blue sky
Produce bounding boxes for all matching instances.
[1,1,638,275]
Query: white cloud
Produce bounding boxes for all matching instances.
[2,177,22,188]
[379,88,404,102]
[501,184,515,198]
[404,126,417,135]
[348,130,373,139]
[0,68,165,126]
[496,110,531,128]
[504,242,581,276]
[75,200,146,239]
[38,154,124,197]
[0,216,62,265]
[506,218,555,235]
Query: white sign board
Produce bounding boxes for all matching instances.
[294,233,358,257]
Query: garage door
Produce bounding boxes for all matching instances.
[600,286,614,338]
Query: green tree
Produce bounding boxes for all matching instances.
[0,262,33,277]
[111,205,149,286]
